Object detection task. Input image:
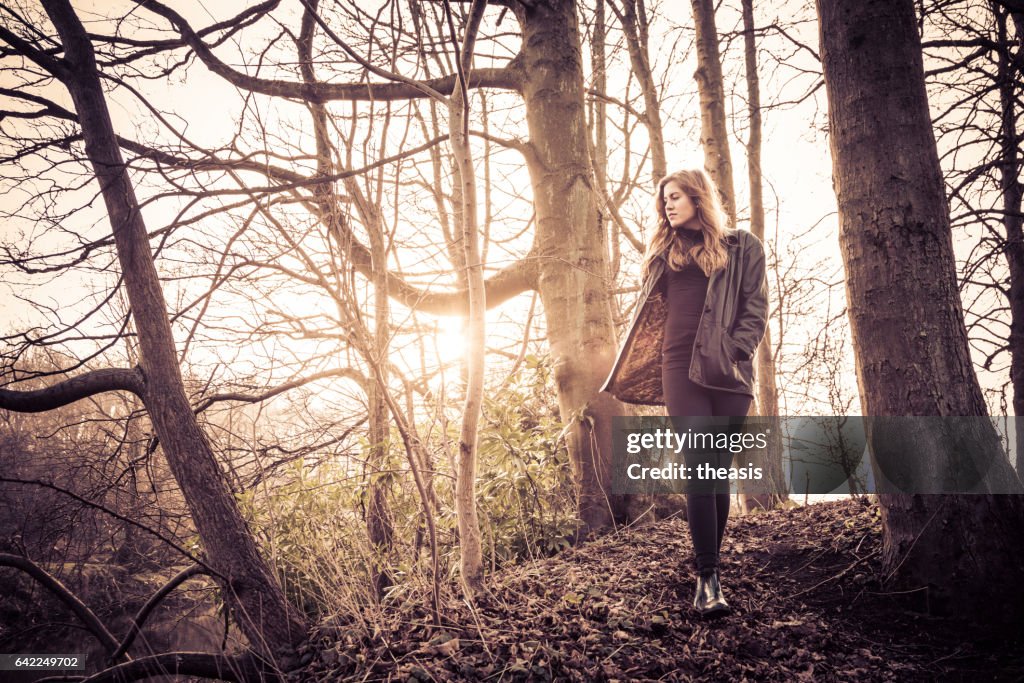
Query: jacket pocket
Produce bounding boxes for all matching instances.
[695,327,745,390]
[721,329,742,364]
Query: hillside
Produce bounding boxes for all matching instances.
[291,498,1023,682]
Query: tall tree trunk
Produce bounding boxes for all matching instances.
[40,0,308,663]
[690,0,736,224]
[991,1,1024,473]
[297,3,395,597]
[612,0,667,184]
[365,267,396,598]
[691,0,772,522]
[738,0,787,511]
[817,0,1024,619]
[361,124,397,598]
[513,0,624,535]
[448,0,488,594]
[591,0,614,274]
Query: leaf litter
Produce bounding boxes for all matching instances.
[291,498,1023,681]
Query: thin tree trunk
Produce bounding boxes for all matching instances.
[40,0,308,664]
[364,113,397,598]
[690,0,736,224]
[297,3,396,597]
[991,1,1024,473]
[817,0,1024,619]
[738,0,787,511]
[448,0,488,594]
[592,0,613,273]
[365,299,396,598]
[691,0,770,522]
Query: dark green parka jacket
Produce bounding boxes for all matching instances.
[600,228,769,405]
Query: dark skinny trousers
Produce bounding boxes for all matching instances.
[662,365,752,574]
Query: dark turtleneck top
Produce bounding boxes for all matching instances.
[660,235,709,371]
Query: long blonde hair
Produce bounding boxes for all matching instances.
[641,169,730,279]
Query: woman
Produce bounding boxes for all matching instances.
[601,169,769,617]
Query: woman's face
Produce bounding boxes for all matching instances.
[662,181,698,231]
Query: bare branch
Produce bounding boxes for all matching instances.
[73,651,274,683]
[0,553,125,659]
[136,0,523,101]
[0,22,69,79]
[0,477,221,574]
[193,368,367,414]
[112,565,211,661]
[0,367,145,412]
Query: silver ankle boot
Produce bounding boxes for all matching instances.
[693,569,731,617]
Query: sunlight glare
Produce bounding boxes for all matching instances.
[433,316,468,364]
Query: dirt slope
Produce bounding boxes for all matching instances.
[292,498,1023,682]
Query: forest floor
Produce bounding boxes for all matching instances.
[290,498,1024,682]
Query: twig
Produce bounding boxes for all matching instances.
[786,548,881,599]
[111,564,211,660]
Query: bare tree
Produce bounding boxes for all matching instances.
[817,0,1024,619]
[446,0,490,594]
[738,0,787,509]
[128,0,628,535]
[922,0,1024,469]
[0,0,309,669]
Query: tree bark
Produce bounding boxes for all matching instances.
[37,0,308,663]
[513,0,625,534]
[991,1,1024,473]
[690,0,737,224]
[448,0,488,594]
[0,368,144,413]
[817,0,1024,619]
